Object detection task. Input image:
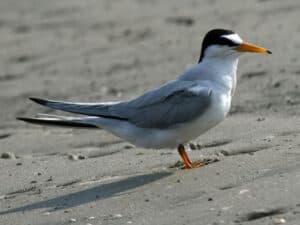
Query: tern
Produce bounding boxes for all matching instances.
[18,29,271,169]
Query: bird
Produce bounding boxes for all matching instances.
[18,29,271,169]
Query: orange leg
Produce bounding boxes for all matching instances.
[177,144,206,169]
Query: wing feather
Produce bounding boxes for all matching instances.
[110,81,212,128]
[30,80,212,129]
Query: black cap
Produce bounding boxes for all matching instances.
[198,29,239,63]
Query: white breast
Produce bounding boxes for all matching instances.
[175,90,231,143]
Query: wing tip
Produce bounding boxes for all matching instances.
[29,97,48,106]
[17,116,27,121]
[17,117,36,123]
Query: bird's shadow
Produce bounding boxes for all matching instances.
[0,171,172,215]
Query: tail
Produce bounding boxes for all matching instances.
[17,114,98,129]
[29,97,127,120]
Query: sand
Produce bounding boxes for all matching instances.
[0,0,300,224]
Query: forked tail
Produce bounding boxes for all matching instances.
[17,114,98,129]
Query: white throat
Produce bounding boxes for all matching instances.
[200,55,239,95]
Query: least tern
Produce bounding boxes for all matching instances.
[18,29,271,169]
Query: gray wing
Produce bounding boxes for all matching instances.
[110,80,212,128]
[30,80,212,128]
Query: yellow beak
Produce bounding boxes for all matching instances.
[235,42,272,54]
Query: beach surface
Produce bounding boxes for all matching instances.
[1,0,300,224]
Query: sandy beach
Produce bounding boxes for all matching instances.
[1,0,300,224]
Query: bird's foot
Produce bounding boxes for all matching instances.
[177,144,219,169]
[184,159,207,169]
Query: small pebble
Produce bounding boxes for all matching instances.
[86,223,93,225]
[68,154,78,160]
[78,155,86,160]
[263,135,274,142]
[169,161,184,168]
[273,217,286,224]
[112,214,122,219]
[196,143,202,149]
[257,117,265,122]
[273,81,281,88]
[69,218,76,223]
[239,189,250,195]
[124,144,134,149]
[43,212,50,215]
[16,162,22,166]
[285,96,295,105]
[88,216,95,220]
[220,150,230,156]
[160,151,172,156]
[189,142,197,150]
[30,180,37,184]
[35,188,42,194]
[189,142,202,150]
[1,152,16,159]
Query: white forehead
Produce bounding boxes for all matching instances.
[221,33,243,45]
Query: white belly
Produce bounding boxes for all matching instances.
[126,91,232,149]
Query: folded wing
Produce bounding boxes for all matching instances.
[29,80,212,129]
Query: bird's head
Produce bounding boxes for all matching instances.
[198,29,271,63]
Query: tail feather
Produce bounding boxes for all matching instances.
[35,113,80,119]
[29,97,126,120]
[17,116,98,129]
[29,97,102,116]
